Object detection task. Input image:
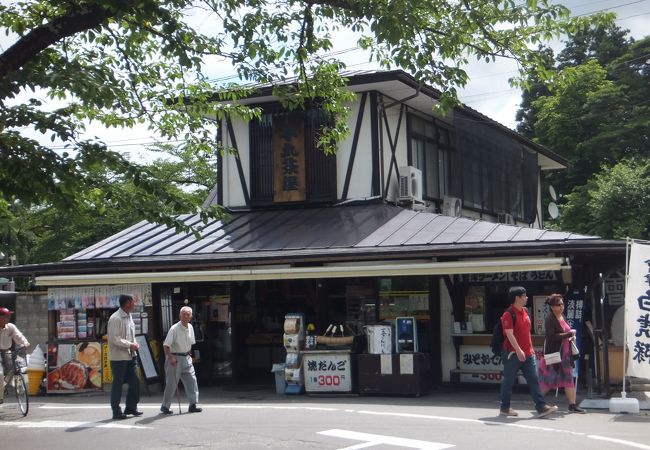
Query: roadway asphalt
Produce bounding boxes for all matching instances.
[25,381,650,411]
[3,383,650,449]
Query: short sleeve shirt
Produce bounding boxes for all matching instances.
[501,306,534,356]
[163,321,195,354]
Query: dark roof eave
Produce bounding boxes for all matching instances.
[0,239,624,278]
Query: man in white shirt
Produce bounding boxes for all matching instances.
[0,307,29,405]
[107,294,141,420]
[160,306,202,414]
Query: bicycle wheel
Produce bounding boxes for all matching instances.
[13,373,29,416]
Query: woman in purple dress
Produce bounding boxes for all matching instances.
[538,293,586,413]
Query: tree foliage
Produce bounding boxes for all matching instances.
[558,160,650,240]
[1,0,592,233]
[0,145,217,265]
[516,20,650,238]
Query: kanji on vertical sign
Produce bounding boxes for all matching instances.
[273,114,306,202]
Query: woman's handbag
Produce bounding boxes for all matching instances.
[570,340,580,359]
[544,351,562,365]
[543,338,562,365]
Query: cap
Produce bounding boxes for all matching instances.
[0,307,13,316]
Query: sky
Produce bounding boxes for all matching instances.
[1,0,648,160]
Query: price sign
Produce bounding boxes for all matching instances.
[303,351,352,392]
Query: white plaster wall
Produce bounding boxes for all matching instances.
[222,119,250,208]
[380,105,410,203]
[337,95,375,200]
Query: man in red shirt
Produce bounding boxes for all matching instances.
[499,286,558,418]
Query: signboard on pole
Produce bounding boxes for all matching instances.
[625,242,650,379]
[564,289,585,379]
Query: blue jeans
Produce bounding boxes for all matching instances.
[110,358,140,414]
[500,350,546,411]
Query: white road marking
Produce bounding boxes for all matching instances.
[319,429,454,450]
[356,410,586,435]
[0,420,150,429]
[588,435,650,450]
[30,402,650,449]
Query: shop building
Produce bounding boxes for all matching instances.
[0,70,625,394]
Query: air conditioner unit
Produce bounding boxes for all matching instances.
[398,166,423,203]
[441,196,462,217]
[497,213,515,225]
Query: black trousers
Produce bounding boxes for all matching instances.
[110,358,140,413]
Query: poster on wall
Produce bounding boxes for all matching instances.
[47,342,102,393]
[48,284,153,311]
[464,286,486,332]
[533,296,550,335]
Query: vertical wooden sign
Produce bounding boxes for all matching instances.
[273,115,306,202]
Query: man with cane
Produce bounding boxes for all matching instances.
[160,306,202,415]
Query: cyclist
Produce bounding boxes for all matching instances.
[0,307,30,405]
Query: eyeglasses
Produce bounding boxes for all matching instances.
[553,303,564,307]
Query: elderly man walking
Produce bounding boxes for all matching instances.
[160,306,202,415]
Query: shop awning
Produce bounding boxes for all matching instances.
[35,256,565,286]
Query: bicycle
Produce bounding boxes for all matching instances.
[1,346,29,416]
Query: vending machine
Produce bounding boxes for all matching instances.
[283,313,305,394]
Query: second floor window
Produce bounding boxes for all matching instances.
[408,114,453,200]
[454,110,538,222]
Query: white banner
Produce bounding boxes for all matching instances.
[625,242,650,379]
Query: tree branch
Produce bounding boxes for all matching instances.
[0,4,112,79]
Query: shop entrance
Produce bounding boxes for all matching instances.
[232,279,350,383]
[158,283,232,385]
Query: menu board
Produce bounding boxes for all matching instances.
[135,334,160,383]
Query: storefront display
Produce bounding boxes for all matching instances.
[464,286,486,332]
[47,342,102,393]
[448,272,567,384]
[46,284,153,393]
[284,313,305,394]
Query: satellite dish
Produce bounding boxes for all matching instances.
[549,185,557,201]
[548,202,559,219]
